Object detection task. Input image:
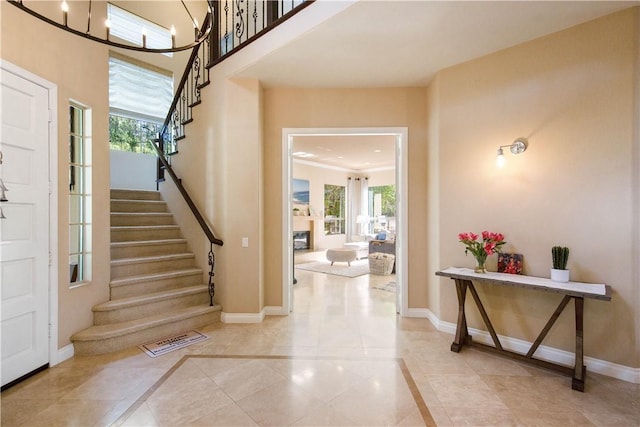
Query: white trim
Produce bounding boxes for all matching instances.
[282,127,408,317]
[57,344,74,363]
[221,310,266,323]
[264,305,287,316]
[1,60,59,367]
[420,309,640,384]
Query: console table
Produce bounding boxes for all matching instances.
[436,267,611,391]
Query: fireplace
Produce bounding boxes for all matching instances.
[293,231,311,250]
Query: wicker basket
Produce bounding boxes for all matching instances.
[368,252,395,275]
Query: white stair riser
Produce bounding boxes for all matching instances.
[110,190,162,201]
[111,256,195,279]
[111,213,175,226]
[73,310,220,356]
[111,227,181,242]
[110,272,203,299]
[94,291,210,325]
[111,241,188,259]
[111,200,167,213]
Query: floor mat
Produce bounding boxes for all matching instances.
[138,330,209,358]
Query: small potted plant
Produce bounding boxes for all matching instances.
[551,246,570,282]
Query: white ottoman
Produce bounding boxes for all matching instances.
[326,248,357,266]
[343,241,369,259]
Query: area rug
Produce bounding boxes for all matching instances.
[138,330,209,358]
[295,259,370,278]
[373,281,396,292]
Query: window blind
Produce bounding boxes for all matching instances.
[107,3,172,55]
[109,56,173,122]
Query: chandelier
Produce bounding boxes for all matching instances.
[6,0,213,53]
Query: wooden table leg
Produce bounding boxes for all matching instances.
[572,297,586,391]
[451,279,469,352]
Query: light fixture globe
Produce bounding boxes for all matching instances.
[510,137,528,155]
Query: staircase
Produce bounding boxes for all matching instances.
[70,189,221,356]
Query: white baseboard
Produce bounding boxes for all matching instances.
[221,310,265,323]
[263,306,287,316]
[56,344,74,365]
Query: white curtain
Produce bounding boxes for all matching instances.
[346,177,357,242]
[360,177,369,235]
[346,177,371,241]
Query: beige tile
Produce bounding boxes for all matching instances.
[460,350,532,376]
[236,380,325,426]
[396,408,428,427]
[120,402,159,427]
[290,404,361,426]
[426,374,509,410]
[328,366,419,426]
[189,402,259,426]
[14,399,121,427]
[1,366,100,401]
[210,359,287,401]
[0,398,58,427]
[269,359,370,403]
[146,378,234,425]
[445,407,521,426]
[512,408,597,426]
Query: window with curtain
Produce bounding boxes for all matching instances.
[324,184,345,235]
[108,54,173,153]
[369,185,396,231]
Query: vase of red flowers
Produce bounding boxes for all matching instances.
[458,231,506,273]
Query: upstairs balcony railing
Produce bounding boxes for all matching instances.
[149,0,313,305]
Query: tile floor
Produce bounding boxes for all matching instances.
[1,254,639,426]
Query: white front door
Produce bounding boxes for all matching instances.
[1,66,51,387]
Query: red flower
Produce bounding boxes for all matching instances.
[458,231,507,264]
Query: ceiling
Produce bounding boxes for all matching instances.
[237,1,637,89]
[292,134,396,171]
[248,0,637,170]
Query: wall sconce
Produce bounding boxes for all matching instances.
[496,137,528,167]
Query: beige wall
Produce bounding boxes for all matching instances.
[263,87,430,310]
[431,8,639,367]
[1,1,111,348]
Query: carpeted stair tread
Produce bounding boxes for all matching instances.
[111,238,187,248]
[111,224,180,231]
[109,268,203,287]
[71,305,221,341]
[110,189,162,200]
[111,252,194,266]
[111,212,174,217]
[110,198,166,203]
[94,285,208,312]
